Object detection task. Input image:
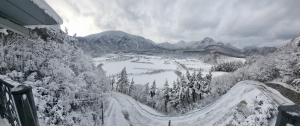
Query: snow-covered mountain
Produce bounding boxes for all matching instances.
[157,37,277,57]
[242,46,277,56]
[76,30,162,56]
[76,31,276,57]
[157,37,242,51]
[158,37,221,49]
[156,42,175,49]
[157,37,247,57]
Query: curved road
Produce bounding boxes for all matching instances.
[105,81,293,126]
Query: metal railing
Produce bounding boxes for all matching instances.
[11,85,39,126]
[275,105,300,126]
[0,79,40,126]
[0,79,21,126]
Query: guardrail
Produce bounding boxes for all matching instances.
[0,79,21,126]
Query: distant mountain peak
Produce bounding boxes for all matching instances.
[178,40,185,43]
[201,37,215,43]
[76,30,161,57]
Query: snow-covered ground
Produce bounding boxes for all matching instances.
[94,54,238,88]
[105,81,293,126]
[128,71,178,88]
[0,118,10,126]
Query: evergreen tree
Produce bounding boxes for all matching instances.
[129,78,135,96]
[111,77,115,90]
[191,70,197,102]
[65,26,68,34]
[150,80,156,97]
[145,82,150,94]
[172,81,177,91]
[195,71,203,100]
[202,71,212,94]
[196,71,203,81]
[169,78,181,111]
[186,70,191,81]
[117,67,129,93]
[163,80,170,112]
[141,82,150,102]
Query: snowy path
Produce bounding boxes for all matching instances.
[106,81,293,126]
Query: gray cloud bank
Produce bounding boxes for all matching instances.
[46,0,300,48]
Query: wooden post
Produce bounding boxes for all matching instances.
[168,120,171,126]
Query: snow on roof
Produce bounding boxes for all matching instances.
[30,0,63,24]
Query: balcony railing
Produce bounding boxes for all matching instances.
[275,105,300,126]
[0,79,39,126]
[0,79,21,126]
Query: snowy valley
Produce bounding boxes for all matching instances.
[0,27,299,126]
[1,0,300,126]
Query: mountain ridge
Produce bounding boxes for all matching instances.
[75,30,277,57]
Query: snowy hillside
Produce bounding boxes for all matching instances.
[242,46,277,56]
[156,42,175,49]
[209,34,300,99]
[0,28,110,125]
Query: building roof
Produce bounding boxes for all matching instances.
[0,0,63,35]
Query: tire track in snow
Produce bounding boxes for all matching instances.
[112,93,161,126]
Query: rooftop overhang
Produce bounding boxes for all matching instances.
[0,0,63,36]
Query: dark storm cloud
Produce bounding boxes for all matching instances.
[46,0,300,48]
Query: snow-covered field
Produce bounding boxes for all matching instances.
[94,54,242,88]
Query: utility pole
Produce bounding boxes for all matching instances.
[102,100,104,125]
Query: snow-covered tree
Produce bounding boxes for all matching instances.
[150,80,156,97]
[111,77,115,90]
[145,82,150,94]
[129,78,135,96]
[0,28,111,125]
[186,70,191,81]
[65,27,68,34]
[163,80,170,112]
[117,67,129,93]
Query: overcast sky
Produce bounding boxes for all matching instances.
[45,0,300,48]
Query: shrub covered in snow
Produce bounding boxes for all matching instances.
[211,61,244,72]
[0,28,110,125]
[292,78,300,91]
[214,91,277,126]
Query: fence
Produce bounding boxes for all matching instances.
[50,91,108,126]
[0,79,40,126]
[0,79,21,126]
[275,105,300,126]
[11,85,39,126]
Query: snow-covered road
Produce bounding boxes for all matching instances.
[105,81,294,126]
